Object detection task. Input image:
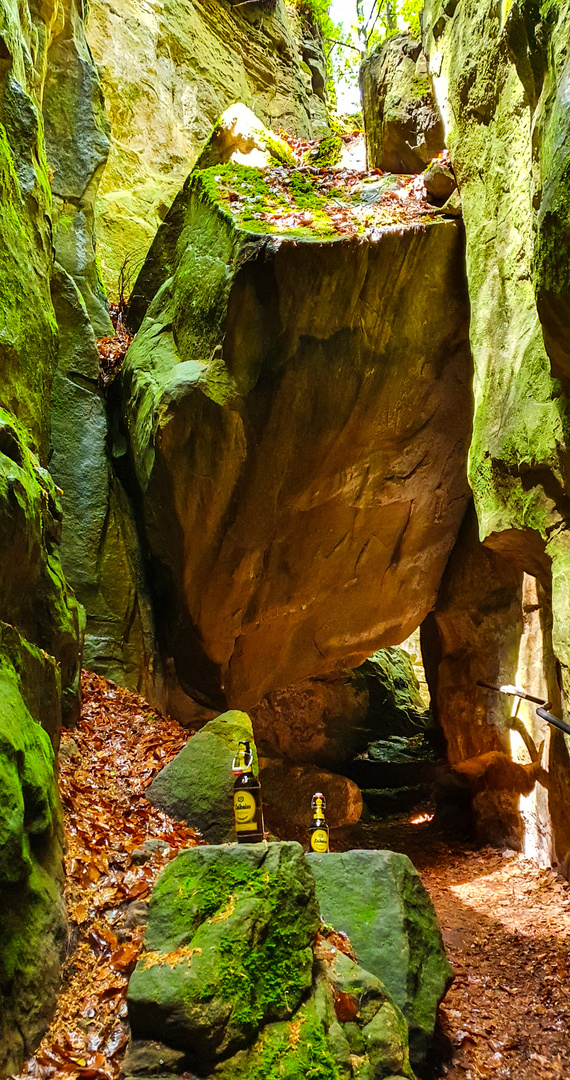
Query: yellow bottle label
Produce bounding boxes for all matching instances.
[310,829,329,853]
[234,791,257,831]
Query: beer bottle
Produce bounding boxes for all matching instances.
[309,791,329,853]
[232,740,264,843]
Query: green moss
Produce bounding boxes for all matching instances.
[192,164,341,239]
[0,117,57,456]
[160,856,313,1033]
[264,133,296,167]
[214,1007,342,1080]
[305,136,343,167]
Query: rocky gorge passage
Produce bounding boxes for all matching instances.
[14,676,570,1080]
[5,0,570,1072]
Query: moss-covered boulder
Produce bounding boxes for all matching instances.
[128,842,321,1069]
[212,950,414,1080]
[0,622,66,1074]
[354,647,430,739]
[360,34,445,172]
[194,103,295,171]
[127,842,415,1079]
[307,849,453,1066]
[122,150,472,713]
[145,711,257,842]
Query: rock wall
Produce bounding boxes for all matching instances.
[38,0,162,702]
[0,0,83,1066]
[121,166,472,712]
[418,0,570,869]
[86,0,330,299]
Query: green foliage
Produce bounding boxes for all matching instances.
[326,0,425,107]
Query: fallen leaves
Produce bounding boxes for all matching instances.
[212,159,439,242]
[97,307,132,387]
[15,671,199,1080]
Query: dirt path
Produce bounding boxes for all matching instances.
[16,674,570,1080]
[342,819,570,1079]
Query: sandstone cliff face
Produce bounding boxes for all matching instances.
[86,0,329,298]
[37,0,161,700]
[0,0,83,1066]
[419,0,570,869]
[121,165,472,712]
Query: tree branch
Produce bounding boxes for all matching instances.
[324,36,362,52]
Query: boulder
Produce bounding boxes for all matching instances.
[423,158,457,205]
[122,149,472,713]
[360,34,445,172]
[144,711,257,843]
[259,756,362,834]
[127,842,321,1069]
[306,848,453,1066]
[86,0,330,297]
[354,647,430,739]
[213,951,414,1079]
[127,842,415,1079]
[251,672,369,767]
[193,103,295,170]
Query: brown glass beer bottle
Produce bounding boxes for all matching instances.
[309,791,329,853]
[232,740,264,843]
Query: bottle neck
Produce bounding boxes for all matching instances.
[233,742,254,775]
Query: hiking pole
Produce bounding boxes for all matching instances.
[536,708,570,738]
[477,681,570,737]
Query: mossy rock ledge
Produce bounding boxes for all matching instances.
[122,156,472,713]
[126,841,418,1079]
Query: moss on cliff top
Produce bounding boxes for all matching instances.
[193,161,437,240]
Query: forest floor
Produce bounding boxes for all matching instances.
[342,819,570,1080]
[15,673,570,1080]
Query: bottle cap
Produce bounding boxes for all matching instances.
[311,791,326,812]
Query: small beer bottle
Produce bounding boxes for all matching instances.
[232,740,264,843]
[309,791,329,853]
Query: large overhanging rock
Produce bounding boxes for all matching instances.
[122,157,472,711]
